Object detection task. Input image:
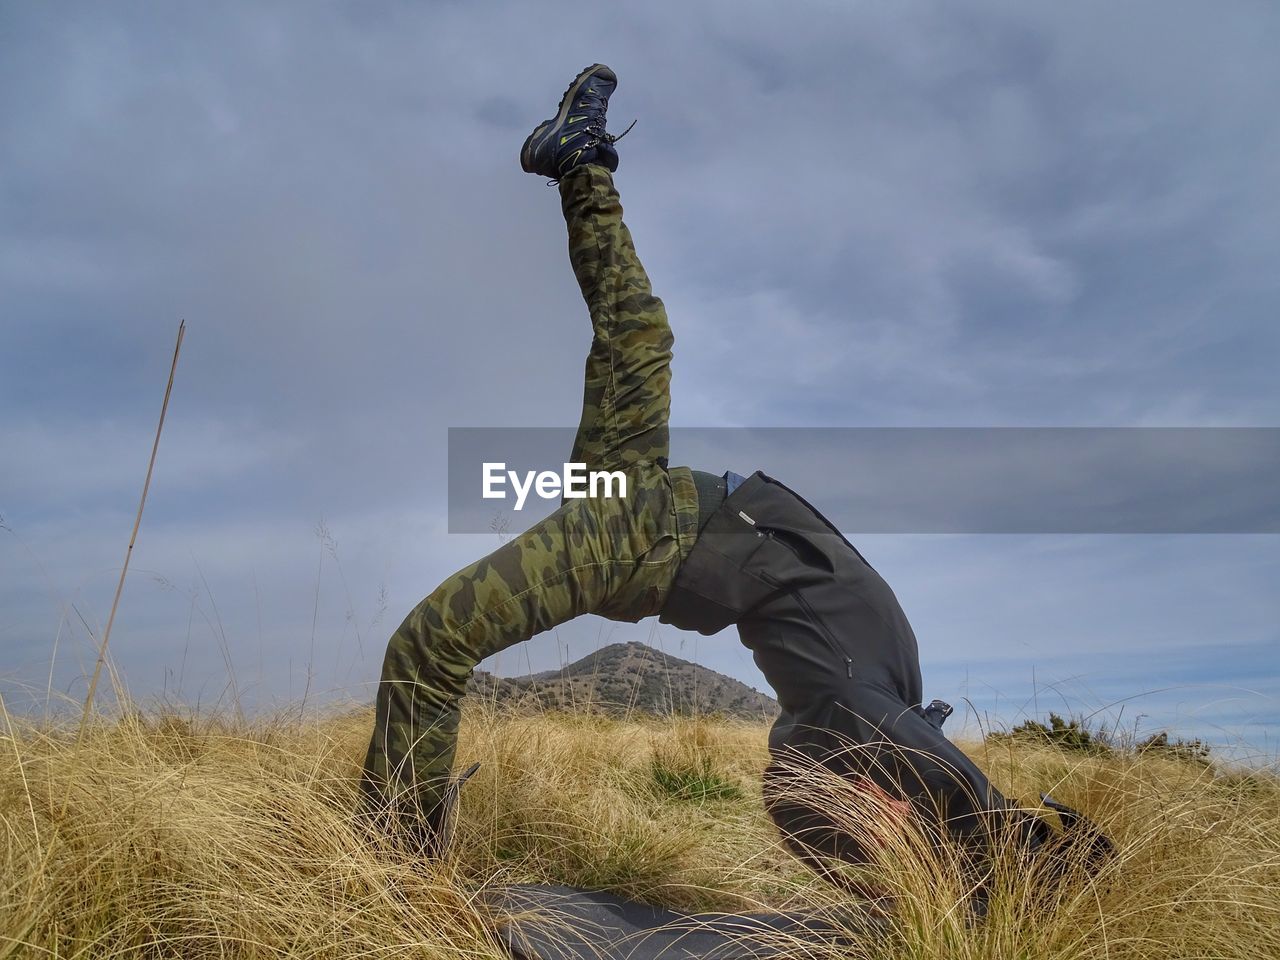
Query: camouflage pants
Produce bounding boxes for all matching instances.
[359,165,700,840]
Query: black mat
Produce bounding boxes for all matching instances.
[479,884,873,960]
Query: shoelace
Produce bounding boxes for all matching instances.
[546,117,638,185]
[586,116,637,147]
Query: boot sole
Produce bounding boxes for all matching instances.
[520,63,616,173]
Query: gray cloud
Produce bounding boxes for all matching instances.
[2,1,1277,754]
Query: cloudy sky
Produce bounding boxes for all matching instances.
[3,2,1277,761]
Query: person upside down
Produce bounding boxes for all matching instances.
[358,63,1110,892]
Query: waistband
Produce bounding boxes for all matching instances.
[690,469,728,531]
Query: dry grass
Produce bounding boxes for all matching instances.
[2,700,1277,959]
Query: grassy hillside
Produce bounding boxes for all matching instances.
[1,701,1276,959]
[468,640,779,719]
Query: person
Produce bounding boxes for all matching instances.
[359,63,1104,885]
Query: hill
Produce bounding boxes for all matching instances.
[467,640,778,719]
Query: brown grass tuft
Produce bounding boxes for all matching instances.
[2,702,1276,958]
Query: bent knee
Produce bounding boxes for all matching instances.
[378,598,473,687]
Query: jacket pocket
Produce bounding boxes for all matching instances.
[758,566,855,680]
[757,524,835,574]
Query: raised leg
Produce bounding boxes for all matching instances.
[560,165,673,472]
[359,166,691,849]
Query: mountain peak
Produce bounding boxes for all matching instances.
[469,641,777,720]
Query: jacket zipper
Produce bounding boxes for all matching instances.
[758,530,854,679]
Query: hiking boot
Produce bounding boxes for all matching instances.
[521,63,629,180]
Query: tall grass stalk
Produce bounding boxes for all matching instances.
[79,319,186,736]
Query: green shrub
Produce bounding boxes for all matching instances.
[649,754,743,803]
[994,712,1114,755]
[1137,730,1212,765]
[989,713,1213,765]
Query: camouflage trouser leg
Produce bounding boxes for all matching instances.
[359,164,699,842]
